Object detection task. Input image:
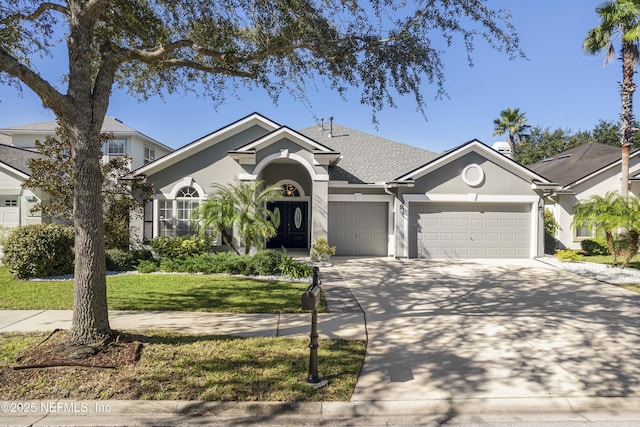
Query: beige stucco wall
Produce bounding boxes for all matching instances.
[552,157,640,250]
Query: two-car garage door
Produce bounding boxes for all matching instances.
[409,203,531,259]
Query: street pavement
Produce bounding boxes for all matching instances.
[2,257,640,425]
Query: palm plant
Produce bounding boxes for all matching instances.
[194,194,239,254]
[196,180,283,255]
[492,107,530,156]
[573,191,640,267]
[583,0,640,196]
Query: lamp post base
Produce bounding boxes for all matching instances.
[304,378,328,390]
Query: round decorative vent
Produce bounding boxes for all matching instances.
[462,163,485,187]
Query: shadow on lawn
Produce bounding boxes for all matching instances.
[108,283,307,313]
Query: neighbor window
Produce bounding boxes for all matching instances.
[105,139,126,156]
[574,221,596,240]
[144,146,156,165]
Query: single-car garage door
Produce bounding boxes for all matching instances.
[0,198,19,229]
[409,203,530,258]
[329,202,388,256]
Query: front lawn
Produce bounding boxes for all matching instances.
[0,266,325,313]
[0,330,365,401]
[583,254,640,270]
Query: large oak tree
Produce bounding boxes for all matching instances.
[0,0,521,345]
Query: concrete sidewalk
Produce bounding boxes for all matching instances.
[0,309,366,339]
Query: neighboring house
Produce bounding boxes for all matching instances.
[527,142,640,251]
[0,116,173,170]
[0,144,48,231]
[132,113,553,259]
[0,116,173,231]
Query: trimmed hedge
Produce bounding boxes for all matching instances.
[580,237,610,256]
[149,235,212,259]
[145,249,312,279]
[2,224,75,279]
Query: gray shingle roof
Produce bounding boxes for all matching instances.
[0,144,47,175]
[0,116,138,134]
[527,142,625,187]
[299,123,438,183]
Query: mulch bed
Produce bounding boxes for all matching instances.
[14,330,142,370]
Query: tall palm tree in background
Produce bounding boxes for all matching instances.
[584,0,640,196]
[492,107,530,156]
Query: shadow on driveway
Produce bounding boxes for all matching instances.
[331,258,640,402]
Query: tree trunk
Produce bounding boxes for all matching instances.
[621,230,639,269]
[606,231,618,267]
[620,39,636,197]
[66,119,113,345]
[65,1,114,345]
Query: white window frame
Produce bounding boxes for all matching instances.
[144,145,156,165]
[105,139,126,156]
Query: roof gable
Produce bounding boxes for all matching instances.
[135,112,280,175]
[527,142,636,188]
[0,143,47,178]
[234,126,337,153]
[398,139,552,185]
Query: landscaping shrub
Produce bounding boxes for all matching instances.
[555,249,584,263]
[310,237,336,262]
[149,235,212,259]
[279,250,314,279]
[251,250,283,275]
[544,209,558,254]
[2,224,74,279]
[581,237,610,256]
[131,248,155,264]
[210,252,254,275]
[136,259,159,273]
[105,249,134,271]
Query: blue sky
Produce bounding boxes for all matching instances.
[0,1,627,153]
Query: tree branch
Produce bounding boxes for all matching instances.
[0,45,70,117]
[0,2,68,25]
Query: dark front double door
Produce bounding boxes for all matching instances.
[267,201,308,249]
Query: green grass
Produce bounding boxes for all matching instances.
[582,254,640,270]
[0,266,327,313]
[579,255,640,293]
[0,331,366,401]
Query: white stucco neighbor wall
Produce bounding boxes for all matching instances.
[553,158,640,250]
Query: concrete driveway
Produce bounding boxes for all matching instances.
[332,258,640,403]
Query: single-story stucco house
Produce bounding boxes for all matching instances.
[528,142,640,251]
[131,113,554,259]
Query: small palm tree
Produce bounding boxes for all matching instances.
[583,0,640,196]
[196,180,283,254]
[573,191,640,267]
[195,193,239,254]
[492,107,529,156]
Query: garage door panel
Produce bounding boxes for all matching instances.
[329,202,388,256]
[410,203,530,259]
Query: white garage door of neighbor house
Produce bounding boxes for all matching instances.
[0,203,20,228]
[410,203,530,259]
[328,201,388,256]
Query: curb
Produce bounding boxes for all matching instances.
[3,397,640,418]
